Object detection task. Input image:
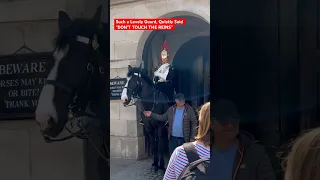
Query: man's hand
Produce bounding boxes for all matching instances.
[144,111,152,117]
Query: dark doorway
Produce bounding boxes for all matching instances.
[298,0,320,129]
[173,36,210,110]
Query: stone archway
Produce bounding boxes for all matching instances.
[138,13,210,77]
[136,11,210,66]
[172,36,210,109]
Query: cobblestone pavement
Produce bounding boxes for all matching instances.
[110,157,168,180]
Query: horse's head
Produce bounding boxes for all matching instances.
[121,64,154,106]
[121,64,142,106]
[35,5,107,137]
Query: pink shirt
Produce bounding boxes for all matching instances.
[163,142,210,180]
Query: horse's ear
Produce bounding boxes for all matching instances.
[92,5,102,25]
[128,65,132,70]
[58,11,72,30]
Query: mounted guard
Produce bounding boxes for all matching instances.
[121,65,170,175]
[153,40,177,106]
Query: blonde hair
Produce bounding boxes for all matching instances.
[194,102,210,146]
[284,127,320,180]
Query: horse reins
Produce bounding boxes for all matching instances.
[124,71,171,128]
[136,92,157,113]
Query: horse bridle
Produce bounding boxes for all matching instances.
[48,35,104,114]
[45,34,104,135]
[124,71,160,112]
[47,35,104,93]
[123,72,144,107]
[43,34,109,162]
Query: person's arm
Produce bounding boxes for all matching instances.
[189,107,198,140]
[162,99,170,126]
[150,107,170,122]
[163,148,178,180]
[257,147,276,180]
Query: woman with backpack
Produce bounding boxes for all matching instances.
[163,102,210,180]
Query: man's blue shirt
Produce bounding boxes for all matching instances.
[210,141,238,180]
[171,107,184,137]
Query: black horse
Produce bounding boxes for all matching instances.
[35,6,109,180]
[121,64,169,175]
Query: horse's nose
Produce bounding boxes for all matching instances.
[121,98,127,103]
[36,115,51,131]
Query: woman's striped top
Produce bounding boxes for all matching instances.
[163,142,210,180]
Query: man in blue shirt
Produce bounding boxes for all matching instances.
[144,93,197,155]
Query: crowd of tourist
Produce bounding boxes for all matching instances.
[143,93,319,180]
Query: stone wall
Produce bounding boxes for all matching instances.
[110,101,146,159]
[110,0,210,159]
[0,121,84,180]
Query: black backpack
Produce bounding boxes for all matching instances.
[177,143,210,180]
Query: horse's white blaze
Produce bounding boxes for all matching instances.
[121,73,141,103]
[121,77,130,102]
[35,46,69,131]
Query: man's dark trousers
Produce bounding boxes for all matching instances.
[169,136,185,155]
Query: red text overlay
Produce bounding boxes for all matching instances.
[114,18,186,30]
